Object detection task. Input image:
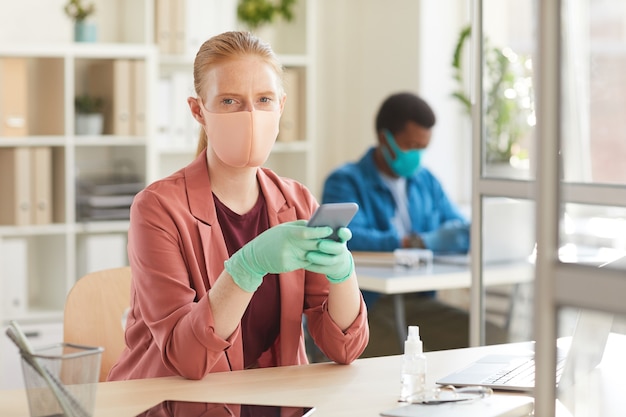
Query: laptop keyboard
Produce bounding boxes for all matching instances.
[482,357,566,386]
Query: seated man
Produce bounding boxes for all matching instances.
[322,92,469,307]
[322,92,505,355]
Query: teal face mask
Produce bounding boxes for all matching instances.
[381,130,422,177]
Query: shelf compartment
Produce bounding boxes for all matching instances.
[75,57,148,137]
[0,56,65,137]
[76,232,129,278]
[0,235,68,319]
[75,146,145,223]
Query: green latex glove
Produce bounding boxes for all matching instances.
[305,227,355,284]
[225,220,334,292]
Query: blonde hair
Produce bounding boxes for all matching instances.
[193,31,284,156]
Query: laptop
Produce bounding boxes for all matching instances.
[435,198,535,266]
[436,308,614,391]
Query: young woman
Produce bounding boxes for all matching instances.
[108,31,368,380]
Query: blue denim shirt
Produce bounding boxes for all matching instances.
[322,147,468,252]
[322,147,469,307]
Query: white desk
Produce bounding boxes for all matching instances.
[353,252,534,344]
[355,257,532,294]
[2,334,625,417]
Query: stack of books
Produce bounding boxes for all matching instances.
[76,176,144,221]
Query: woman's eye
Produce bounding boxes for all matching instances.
[222,98,234,105]
[260,97,272,103]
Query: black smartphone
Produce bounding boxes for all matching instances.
[307,202,359,241]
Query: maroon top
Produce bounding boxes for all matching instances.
[213,193,281,368]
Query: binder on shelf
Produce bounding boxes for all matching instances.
[1,238,28,316]
[52,148,66,224]
[88,59,132,135]
[0,57,28,136]
[131,60,146,136]
[278,68,303,142]
[0,147,31,225]
[155,0,173,54]
[31,58,64,136]
[30,147,53,225]
[172,0,187,55]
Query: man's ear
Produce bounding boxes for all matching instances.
[379,129,396,158]
[377,130,387,145]
[187,97,204,124]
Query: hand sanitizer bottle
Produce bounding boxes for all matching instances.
[399,325,426,402]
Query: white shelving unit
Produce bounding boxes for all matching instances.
[0,42,156,388]
[0,42,156,317]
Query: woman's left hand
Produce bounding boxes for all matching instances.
[304,227,354,283]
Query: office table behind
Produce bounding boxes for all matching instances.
[355,258,532,293]
[2,334,625,417]
[353,252,534,344]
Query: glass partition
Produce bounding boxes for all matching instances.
[556,306,626,415]
[561,0,626,186]
[481,0,537,180]
[481,197,535,344]
[561,203,626,266]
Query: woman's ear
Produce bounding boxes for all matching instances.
[187,97,204,124]
[279,92,287,115]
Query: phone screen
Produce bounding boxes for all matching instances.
[307,202,359,241]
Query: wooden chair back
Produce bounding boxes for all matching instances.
[63,266,131,382]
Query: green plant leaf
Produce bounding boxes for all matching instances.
[450,24,534,163]
[75,94,103,114]
[237,0,297,29]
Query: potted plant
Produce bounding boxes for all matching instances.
[451,25,535,170]
[64,0,97,42]
[75,94,104,135]
[237,0,298,30]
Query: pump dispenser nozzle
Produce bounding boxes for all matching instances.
[405,326,423,354]
[400,325,427,402]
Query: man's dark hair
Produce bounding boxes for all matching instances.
[375,92,436,134]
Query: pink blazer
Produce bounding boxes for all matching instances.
[108,151,369,380]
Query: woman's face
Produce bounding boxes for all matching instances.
[201,56,284,114]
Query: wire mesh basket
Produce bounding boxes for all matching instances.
[20,342,103,417]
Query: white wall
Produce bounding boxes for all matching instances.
[0,0,71,43]
[418,1,471,207]
[314,0,471,206]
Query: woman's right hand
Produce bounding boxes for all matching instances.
[224,220,334,292]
